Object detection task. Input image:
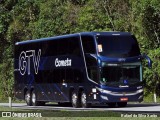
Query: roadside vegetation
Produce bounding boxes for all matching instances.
[0,0,160,102]
[0,106,160,120]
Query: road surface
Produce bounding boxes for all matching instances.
[0,103,160,113]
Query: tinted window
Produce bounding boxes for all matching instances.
[35,68,83,83]
[35,69,64,83]
[35,71,43,83]
[81,35,98,83]
[42,36,81,57]
[55,68,83,83]
[66,68,74,83]
[74,69,83,83]
[43,40,58,56]
[68,37,81,56]
[51,69,64,83]
[15,36,82,57]
[15,42,42,59]
[96,35,140,57]
[81,35,96,54]
[101,66,140,87]
[57,39,68,55]
[88,67,99,83]
[86,56,99,83]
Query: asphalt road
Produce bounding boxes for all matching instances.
[0,103,160,113]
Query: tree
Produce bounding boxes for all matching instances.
[0,0,159,102]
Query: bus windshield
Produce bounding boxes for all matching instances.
[96,35,140,57]
[100,63,142,87]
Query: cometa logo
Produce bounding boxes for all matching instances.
[55,58,72,67]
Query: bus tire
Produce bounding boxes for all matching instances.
[31,90,39,106]
[71,91,80,108]
[81,91,90,108]
[25,90,32,106]
[117,102,127,107]
[108,102,116,108]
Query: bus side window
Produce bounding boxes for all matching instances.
[74,69,83,83]
[86,56,99,83]
[81,35,96,54]
[57,39,68,56]
[53,69,64,83]
[35,71,43,83]
[41,40,58,57]
[68,37,81,57]
[47,40,58,56]
[66,68,74,83]
[81,35,99,83]
[87,67,99,83]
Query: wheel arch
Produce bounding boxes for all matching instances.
[23,87,34,99]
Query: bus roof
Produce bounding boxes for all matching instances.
[15,32,132,45]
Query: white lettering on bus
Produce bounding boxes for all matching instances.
[19,49,41,75]
[55,58,72,67]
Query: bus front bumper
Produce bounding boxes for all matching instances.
[96,87,143,103]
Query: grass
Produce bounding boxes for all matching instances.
[0,99,25,103]
[143,93,160,103]
[0,106,159,120]
[1,117,160,120]
[0,106,13,111]
[0,106,120,117]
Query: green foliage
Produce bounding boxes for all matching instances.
[0,0,159,101]
[144,48,160,95]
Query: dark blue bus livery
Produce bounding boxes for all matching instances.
[14,32,151,107]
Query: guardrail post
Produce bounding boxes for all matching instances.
[9,97,12,107]
[154,93,157,103]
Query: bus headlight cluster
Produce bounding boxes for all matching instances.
[100,95,108,100]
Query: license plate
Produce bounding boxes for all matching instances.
[120,97,128,101]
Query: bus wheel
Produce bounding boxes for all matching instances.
[71,91,80,108]
[25,91,32,106]
[81,91,90,108]
[31,90,39,106]
[117,102,127,107]
[108,102,116,108]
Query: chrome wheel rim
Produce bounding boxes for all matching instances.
[32,93,36,104]
[72,93,77,105]
[81,93,86,106]
[25,93,30,103]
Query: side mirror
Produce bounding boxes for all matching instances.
[141,54,152,69]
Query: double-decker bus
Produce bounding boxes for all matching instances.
[14,32,152,108]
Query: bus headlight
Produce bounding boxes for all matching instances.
[101,95,108,100]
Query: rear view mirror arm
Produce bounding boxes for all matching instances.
[141,54,152,69]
